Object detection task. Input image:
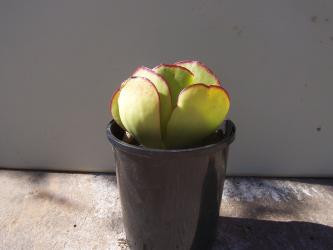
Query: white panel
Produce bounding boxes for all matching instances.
[0,0,332,175]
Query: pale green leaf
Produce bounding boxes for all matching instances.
[118,77,163,148]
[175,60,220,85]
[153,64,194,107]
[166,84,230,148]
[133,67,172,139]
[110,88,125,130]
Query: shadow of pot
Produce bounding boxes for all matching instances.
[107,120,236,250]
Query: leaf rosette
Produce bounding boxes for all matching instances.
[110,60,230,149]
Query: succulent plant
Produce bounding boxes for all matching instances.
[110,60,230,149]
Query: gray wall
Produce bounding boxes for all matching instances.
[1,0,332,176]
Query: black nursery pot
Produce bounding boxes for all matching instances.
[107,120,236,250]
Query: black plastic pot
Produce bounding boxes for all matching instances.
[107,120,236,250]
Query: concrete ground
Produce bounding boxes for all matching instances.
[0,169,332,250]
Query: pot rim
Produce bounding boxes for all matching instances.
[106,119,236,155]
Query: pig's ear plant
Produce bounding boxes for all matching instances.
[110,60,230,149]
[107,60,235,249]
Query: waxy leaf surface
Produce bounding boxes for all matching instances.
[166,84,230,148]
[133,67,172,138]
[154,64,194,107]
[110,88,125,130]
[175,60,220,85]
[118,77,162,148]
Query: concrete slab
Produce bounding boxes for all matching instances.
[0,170,332,249]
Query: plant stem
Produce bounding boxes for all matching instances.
[122,131,135,144]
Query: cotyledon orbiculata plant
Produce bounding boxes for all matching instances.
[110,60,230,149]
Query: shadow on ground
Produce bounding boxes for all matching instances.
[213,217,333,250]
[0,169,50,184]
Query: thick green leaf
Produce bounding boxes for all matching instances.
[153,64,194,107]
[110,88,125,130]
[118,77,163,148]
[132,67,172,138]
[175,60,220,85]
[166,84,230,148]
